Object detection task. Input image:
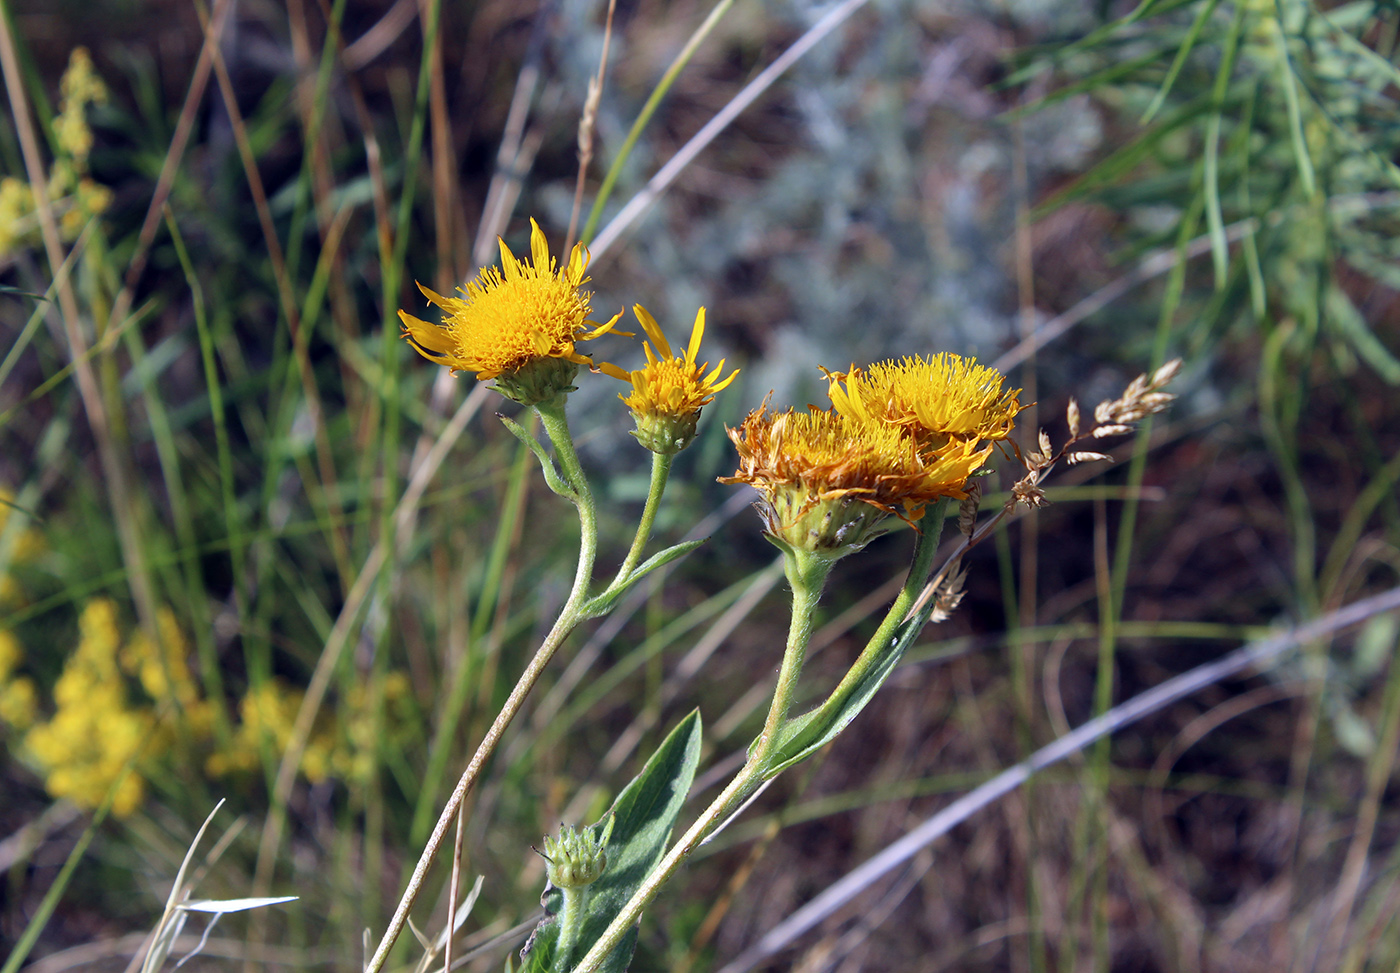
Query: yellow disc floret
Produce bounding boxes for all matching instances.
[825,353,1023,448]
[600,305,740,453]
[399,219,625,397]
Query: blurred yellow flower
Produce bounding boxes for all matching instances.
[55,47,107,161]
[120,607,199,707]
[24,600,152,816]
[207,680,339,784]
[0,48,111,257]
[0,629,37,730]
[720,403,988,554]
[399,218,625,382]
[825,354,1023,449]
[600,305,739,453]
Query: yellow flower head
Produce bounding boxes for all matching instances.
[399,219,625,400]
[600,305,740,453]
[825,354,1023,449]
[719,403,989,555]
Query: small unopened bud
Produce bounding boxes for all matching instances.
[540,818,614,890]
[631,409,701,454]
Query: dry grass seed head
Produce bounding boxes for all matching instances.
[928,564,969,624]
[958,479,982,537]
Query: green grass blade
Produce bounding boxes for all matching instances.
[1273,14,1317,197]
[1141,0,1223,123]
[579,0,736,246]
[1204,1,1247,289]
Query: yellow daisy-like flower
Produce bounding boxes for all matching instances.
[719,403,989,555]
[600,305,740,453]
[399,218,625,404]
[825,353,1023,448]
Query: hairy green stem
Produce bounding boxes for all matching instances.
[556,885,591,971]
[364,398,596,973]
[756,548,832,756]
[803,502,947,727]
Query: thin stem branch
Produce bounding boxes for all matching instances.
[613,451,674,585]
[364,397,598,973]
[588,0,868,260]
[755,550,830,757]
[579,0,737,247]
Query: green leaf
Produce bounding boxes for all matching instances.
[499,414,575,498]
[1032,95,1214,219]
[1273,17,1317,198]
[1140,0,1223,123]
[1353,612,1398,679]
[522,710,703,973]
[582,540,707,618]
[1008,47,1169,120]
[765,602,931,778]
[0,284,50,301]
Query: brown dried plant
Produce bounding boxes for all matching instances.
[906,359,1182,621]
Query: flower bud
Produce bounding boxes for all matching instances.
[541,820,612,890]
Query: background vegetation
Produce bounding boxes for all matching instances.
[1,0,1398,970]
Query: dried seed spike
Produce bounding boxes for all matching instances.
[1066,398,1080,439]
[1011,472,1049,509]
[1092,424,1134,438]
[1067,450,1113,465]
[1094,400,1114,425]
[929,564,969,624]
[1038,429,1052,458]
[958,479,982,537]
[1151,358,1182,388]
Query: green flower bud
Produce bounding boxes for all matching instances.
[541,818,614,890]
[630,409,701,455]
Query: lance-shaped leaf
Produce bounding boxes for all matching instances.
[523,710,702,973]
[582,540,707,619]
[765,596,938,778]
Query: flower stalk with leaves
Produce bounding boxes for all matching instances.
[366,224,729,973]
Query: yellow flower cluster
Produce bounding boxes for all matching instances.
[206,680,331,781]
[399,220,739,444]
[205,673,413,785]
[22,600,169,817]
[4,595,419,817]
[0,47,113,256]
[722,356,1022,555]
